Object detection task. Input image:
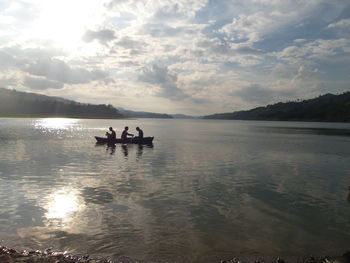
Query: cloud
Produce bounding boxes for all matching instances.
[0,76,16,87]
[233,84,294,104]
[22,58,109,84]
[328,18,350,29]
[0,0,349,114]
[115,36,146,50]
[219,13,272,43]
[2,46,64,60]
[192,37,265,67]
[217,1,350,47]
[196,37,232,55]
[277,38,350,62]
[107,0,208,18]
[0,46,65,73]
[0,46,109,89]
[83,29,116,44]
[232,44,266,55]
[151,4,189,21]
[1,1,39,26]
[0,50,15,68]
[327,18,350,36]
[139,64,187,100]
[24,76,64,90]
[0,14,14,24]
[118,61,140,67]
[141,23,189,38]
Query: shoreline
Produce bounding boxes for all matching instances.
[0,114,125,119]
[2,115,350,124]
[1,246,349,263]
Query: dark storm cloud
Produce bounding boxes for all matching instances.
[139,64,187,100]
[24,76,64,90]
[83,29,116,44]
[22,58,109,84]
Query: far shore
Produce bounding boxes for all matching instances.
[0,114,126,119]
[2,115,350,124]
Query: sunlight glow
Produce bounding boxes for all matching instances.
[34,118,78,130]
[27,0,106,50]
[45,190,81,219]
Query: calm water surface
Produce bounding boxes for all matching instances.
[0,118,350,262]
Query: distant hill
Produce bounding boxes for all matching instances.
[118,109,173,119]
[171,114,196,119]
[117,109,197,119]
[203,92,350,122]
[0,88,123,119]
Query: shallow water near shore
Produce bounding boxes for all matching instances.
[0,118,350,262]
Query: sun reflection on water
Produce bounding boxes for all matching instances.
[34,118,78,130]
[45,189,83,221]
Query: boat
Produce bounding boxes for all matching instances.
[95,136,154,145]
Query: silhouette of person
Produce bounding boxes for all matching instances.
[106,127,116,140]
[121,126,133,141]
[135,127,144,138]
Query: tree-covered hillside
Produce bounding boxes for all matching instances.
[203,92,350,122]
[0,88,123,118]
[118,109,173,119]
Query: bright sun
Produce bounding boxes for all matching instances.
[28,0,106,50]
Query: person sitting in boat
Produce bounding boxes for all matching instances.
[106,127,116,140]
[121,126,134,141]
[135,127,144,138]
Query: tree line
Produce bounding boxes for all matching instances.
[0,88,123,118]
[203,92,350,122]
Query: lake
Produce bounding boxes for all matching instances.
[0,118,350,262]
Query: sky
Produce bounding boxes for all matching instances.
[0,0,349,115]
